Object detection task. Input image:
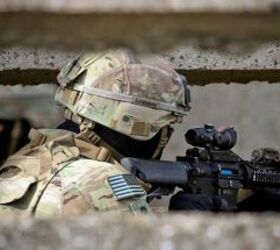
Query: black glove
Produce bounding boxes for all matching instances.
[238,190,280,212]
[169,191,222,211]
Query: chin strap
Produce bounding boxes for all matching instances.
[99,140,123,162]
[76,127,123,163]
[65,110,120,161]
[77,119,123,162]
[151,126,173,159]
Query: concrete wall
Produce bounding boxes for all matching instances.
[1,0,280,52]
[2,45,280,86]
[0,213,280,250]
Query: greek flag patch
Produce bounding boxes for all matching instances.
[108,174,146,201]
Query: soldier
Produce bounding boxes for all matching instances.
[0,49,191,217]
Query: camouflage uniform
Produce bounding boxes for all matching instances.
[0,49,190,217]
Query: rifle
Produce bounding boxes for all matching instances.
[121,124,280,211]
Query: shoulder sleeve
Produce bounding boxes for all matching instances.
[60,159,151,215]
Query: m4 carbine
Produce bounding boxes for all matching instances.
[121,124,280,211]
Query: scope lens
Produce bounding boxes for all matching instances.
[185,129,198,145]
[215,128,237,150]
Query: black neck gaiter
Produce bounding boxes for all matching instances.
[57,120,163,159]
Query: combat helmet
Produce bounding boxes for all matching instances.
[55,49,191,143]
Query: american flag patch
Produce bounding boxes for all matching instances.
[108,174,146,201]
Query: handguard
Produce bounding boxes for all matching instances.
[121,157,189,186]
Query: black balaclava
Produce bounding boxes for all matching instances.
[57,120,165,159]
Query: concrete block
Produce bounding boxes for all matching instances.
[1,0,280,51]
[0,213,280,250]
[1,46,280,85]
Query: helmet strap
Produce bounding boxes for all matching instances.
[99,140,123,162]
[151,126,173,159]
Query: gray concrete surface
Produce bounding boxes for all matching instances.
[0,48,75,85]
[167,43,280,70]
[0,213,280,250]
[1,0,280,51]
[1,46,280,85]
[3,44,280,71]
[0,48,74,71]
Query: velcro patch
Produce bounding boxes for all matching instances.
[108,174,146,201]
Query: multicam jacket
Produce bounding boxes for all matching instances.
[0,128,150,217]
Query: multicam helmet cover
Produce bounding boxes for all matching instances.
[55,49,191,140]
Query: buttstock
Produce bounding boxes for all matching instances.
[121,157,189,186]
